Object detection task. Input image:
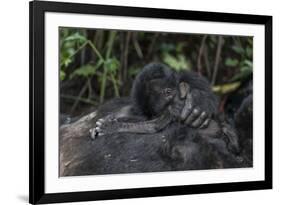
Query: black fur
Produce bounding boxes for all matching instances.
[131,63,178,118]
[60,63,249,176]
[178,71,218,117]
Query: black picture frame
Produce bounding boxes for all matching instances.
[29,0,272,204]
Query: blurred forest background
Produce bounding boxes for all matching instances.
[59,27,253,119]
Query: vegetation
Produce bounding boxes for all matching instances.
[59,28,253,115]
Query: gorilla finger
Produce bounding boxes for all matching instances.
[184,107,200,125]
[98,132,105,136]
[191,111,208,128]
[179,82,190,99]
[96,121,102,126]
[180,93,193,120]
[180,107,191,121]
[199,118,210,129]
[90,129,97,140]
[222,125,237,138]
[89,128,93,133]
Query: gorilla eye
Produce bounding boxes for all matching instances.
[164,88,172,96]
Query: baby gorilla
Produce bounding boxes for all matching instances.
[91,63,215,137]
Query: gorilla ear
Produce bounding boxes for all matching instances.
[179,82,190,99]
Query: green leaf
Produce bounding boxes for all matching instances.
[177,54,191,70]
[128,66,141,77]
[232,45,244,55]
[231,66,252,81]
[242,60,253,68]
[64,47,76,56]
[247,38,253,46]
[246,46,253,58]
[160,43,176,52]
[104,58,120,73]
[70,64,97,78]
[64,32,87,44]
[176,42,186,53]
[61,57,72,67]
[225,58,239,67]
[212,82,241,94]
[162,53,190,71]
[60,70,66,81]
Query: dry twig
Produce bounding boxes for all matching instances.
[197,35,208,75]
[211,36,224,85]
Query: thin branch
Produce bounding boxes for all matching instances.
[110,72,120,97]
[94,30,104,51]
[70,82,88,114]
[95,71,121,85]
[88,40,104,62]
[123,32,131,82]
[87,78,92,99]
[100,31,117,103]
[60,41,88,67]
[203,47,211,79]
[133,33,143,59]
[146,33,159,60]
[211,36,224,85]
[197,35,208,75]
[119,32,125,84]
[61,94,97,106]
[60,40,105,68]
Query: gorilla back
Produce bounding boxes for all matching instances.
[59,63,248,176]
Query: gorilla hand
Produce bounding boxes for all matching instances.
[90,115,118,139]
[170,82,211,129]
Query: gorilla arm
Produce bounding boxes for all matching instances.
[91,110,173,138]
[92,82,193,138]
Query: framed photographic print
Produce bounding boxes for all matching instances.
[29,0,272,204]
